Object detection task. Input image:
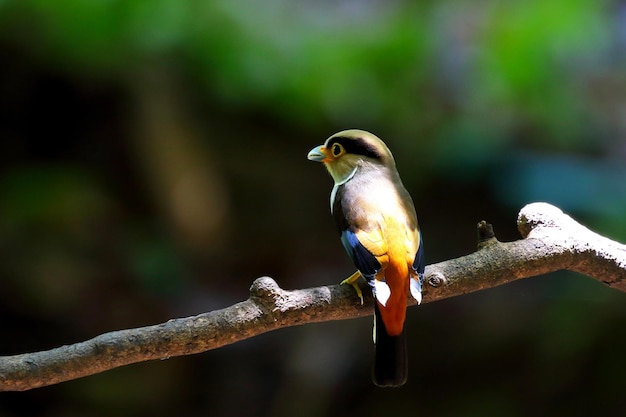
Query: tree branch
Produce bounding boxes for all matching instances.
[2,202,625,391]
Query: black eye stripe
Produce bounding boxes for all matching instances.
[327,137,381,160]
[332,143,342,156]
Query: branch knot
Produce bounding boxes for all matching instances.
[477,220,498,249]
[249,277,282,301]
[426,271,447,288]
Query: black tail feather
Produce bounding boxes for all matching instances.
[372,303,408,387]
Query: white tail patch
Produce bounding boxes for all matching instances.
[373,280,391,307]
[410,277,422,305]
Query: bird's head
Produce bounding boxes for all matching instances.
[307,129,396,184]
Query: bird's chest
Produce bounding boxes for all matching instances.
[333,177,405,231]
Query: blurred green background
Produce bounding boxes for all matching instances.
[1,0,626,416]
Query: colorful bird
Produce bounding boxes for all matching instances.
[307,129,424,387]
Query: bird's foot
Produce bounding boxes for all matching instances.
[340,271,363,305]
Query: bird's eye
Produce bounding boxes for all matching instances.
[331,143,344,157]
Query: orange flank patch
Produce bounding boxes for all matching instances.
[374,213,416,336]
[376,258,410,336]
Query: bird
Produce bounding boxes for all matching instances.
[307,129,424,387]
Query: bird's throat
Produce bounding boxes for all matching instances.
[329,166,357,213]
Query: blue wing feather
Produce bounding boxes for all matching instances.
[340,229,381,280]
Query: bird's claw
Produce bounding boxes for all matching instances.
[341,271,363,305]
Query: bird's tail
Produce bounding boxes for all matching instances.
[372,302,408,387]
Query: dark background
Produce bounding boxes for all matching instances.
[1,1,626,416]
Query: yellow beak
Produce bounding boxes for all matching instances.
[307,145,332,162]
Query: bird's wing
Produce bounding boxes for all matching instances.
[333,183,386,279]
[341,226,397,307]
[339,228,384,279]
[409,230,425,304]
[412,230,425,275]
